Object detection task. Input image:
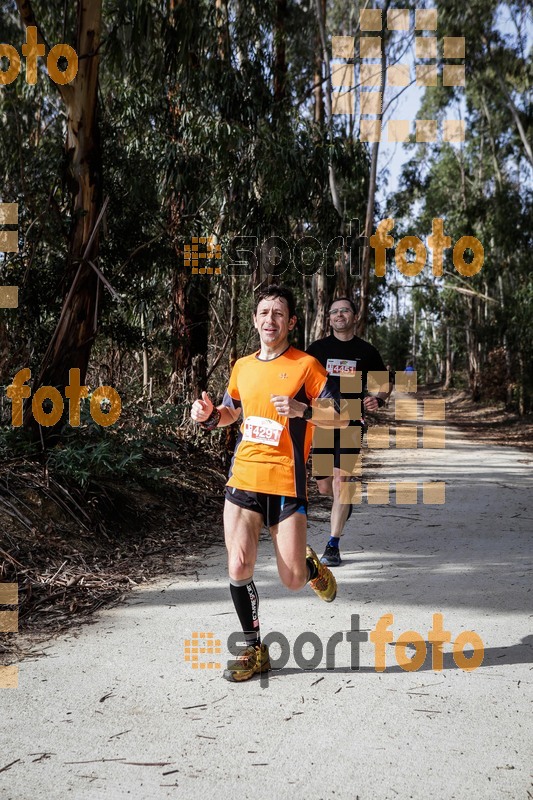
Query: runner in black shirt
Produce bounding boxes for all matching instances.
[306,297,391,566]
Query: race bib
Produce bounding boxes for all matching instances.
[326,358,359,376]
[243,416,284,447]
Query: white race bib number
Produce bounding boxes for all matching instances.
[243,416,284,447]
[326,358,359,375]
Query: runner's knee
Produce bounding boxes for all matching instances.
[316,479,333,497]
[227,553,256,581]
[332,475,345,499]
[279,568,308,591]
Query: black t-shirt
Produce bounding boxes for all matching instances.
[306,334,386,422]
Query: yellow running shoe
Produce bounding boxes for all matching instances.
[223,643,271,682]
[306,546,337,602]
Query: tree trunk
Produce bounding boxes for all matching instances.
[17,1,103,438]
[356,23,387,337]
[313,0,325,124]
[444,324,453,390]
[140,307,149,397]
[315,0,342,218]
[273,0,288,122]
[411,306,417,368]
[167,0,209,405]
[480,91,504,188]
[309,269,328,342]
[517,351,526,415]
[224,279,239,469]
[215,0,229,60]
[466,298,481,401]
[497,273,513,408]
[168,247,210,403]
[311,0,343,340]
[491,63,533,166]
[302,273,310,348]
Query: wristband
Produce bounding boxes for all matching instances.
[376,396,385,408]
[200,407,221,430]
[302,404,313,421]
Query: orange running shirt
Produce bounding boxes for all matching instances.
[222,346,339,497]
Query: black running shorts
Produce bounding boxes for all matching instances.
[312,424,362,479]
[224,487,308,527]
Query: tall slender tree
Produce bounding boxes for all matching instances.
[14,0,103,436]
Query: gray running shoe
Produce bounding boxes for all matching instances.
[320,544,342,567]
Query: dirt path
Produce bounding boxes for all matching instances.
[1,416,532,799]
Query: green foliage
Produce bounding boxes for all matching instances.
[0,395,187,490]
[369,314,412,372]
[48,437,144,488]
[390,0,532,406]
[2,0,529,442]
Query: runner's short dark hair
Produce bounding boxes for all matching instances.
[329,296,357,315]
[255,285,296,318]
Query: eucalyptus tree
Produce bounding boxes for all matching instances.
[5,1,103,436]
[390,0,532,406]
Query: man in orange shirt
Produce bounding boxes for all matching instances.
[191,285,347,682]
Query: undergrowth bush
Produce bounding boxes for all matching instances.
[0,397,198,490]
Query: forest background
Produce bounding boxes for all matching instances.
[0,0,531,629]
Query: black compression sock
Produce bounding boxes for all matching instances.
[229,578,260,646]
[306,557,318,582]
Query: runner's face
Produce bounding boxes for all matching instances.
[329,301,355,333]
[254,297,296,348]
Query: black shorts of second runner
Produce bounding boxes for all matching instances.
[312,424,362,479]
[225,487,308,527]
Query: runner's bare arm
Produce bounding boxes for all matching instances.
[364,394,388,412]
[191,392,241,427]
[216,405,242,426]
[363,372,393,411]
[270,395,349,428]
